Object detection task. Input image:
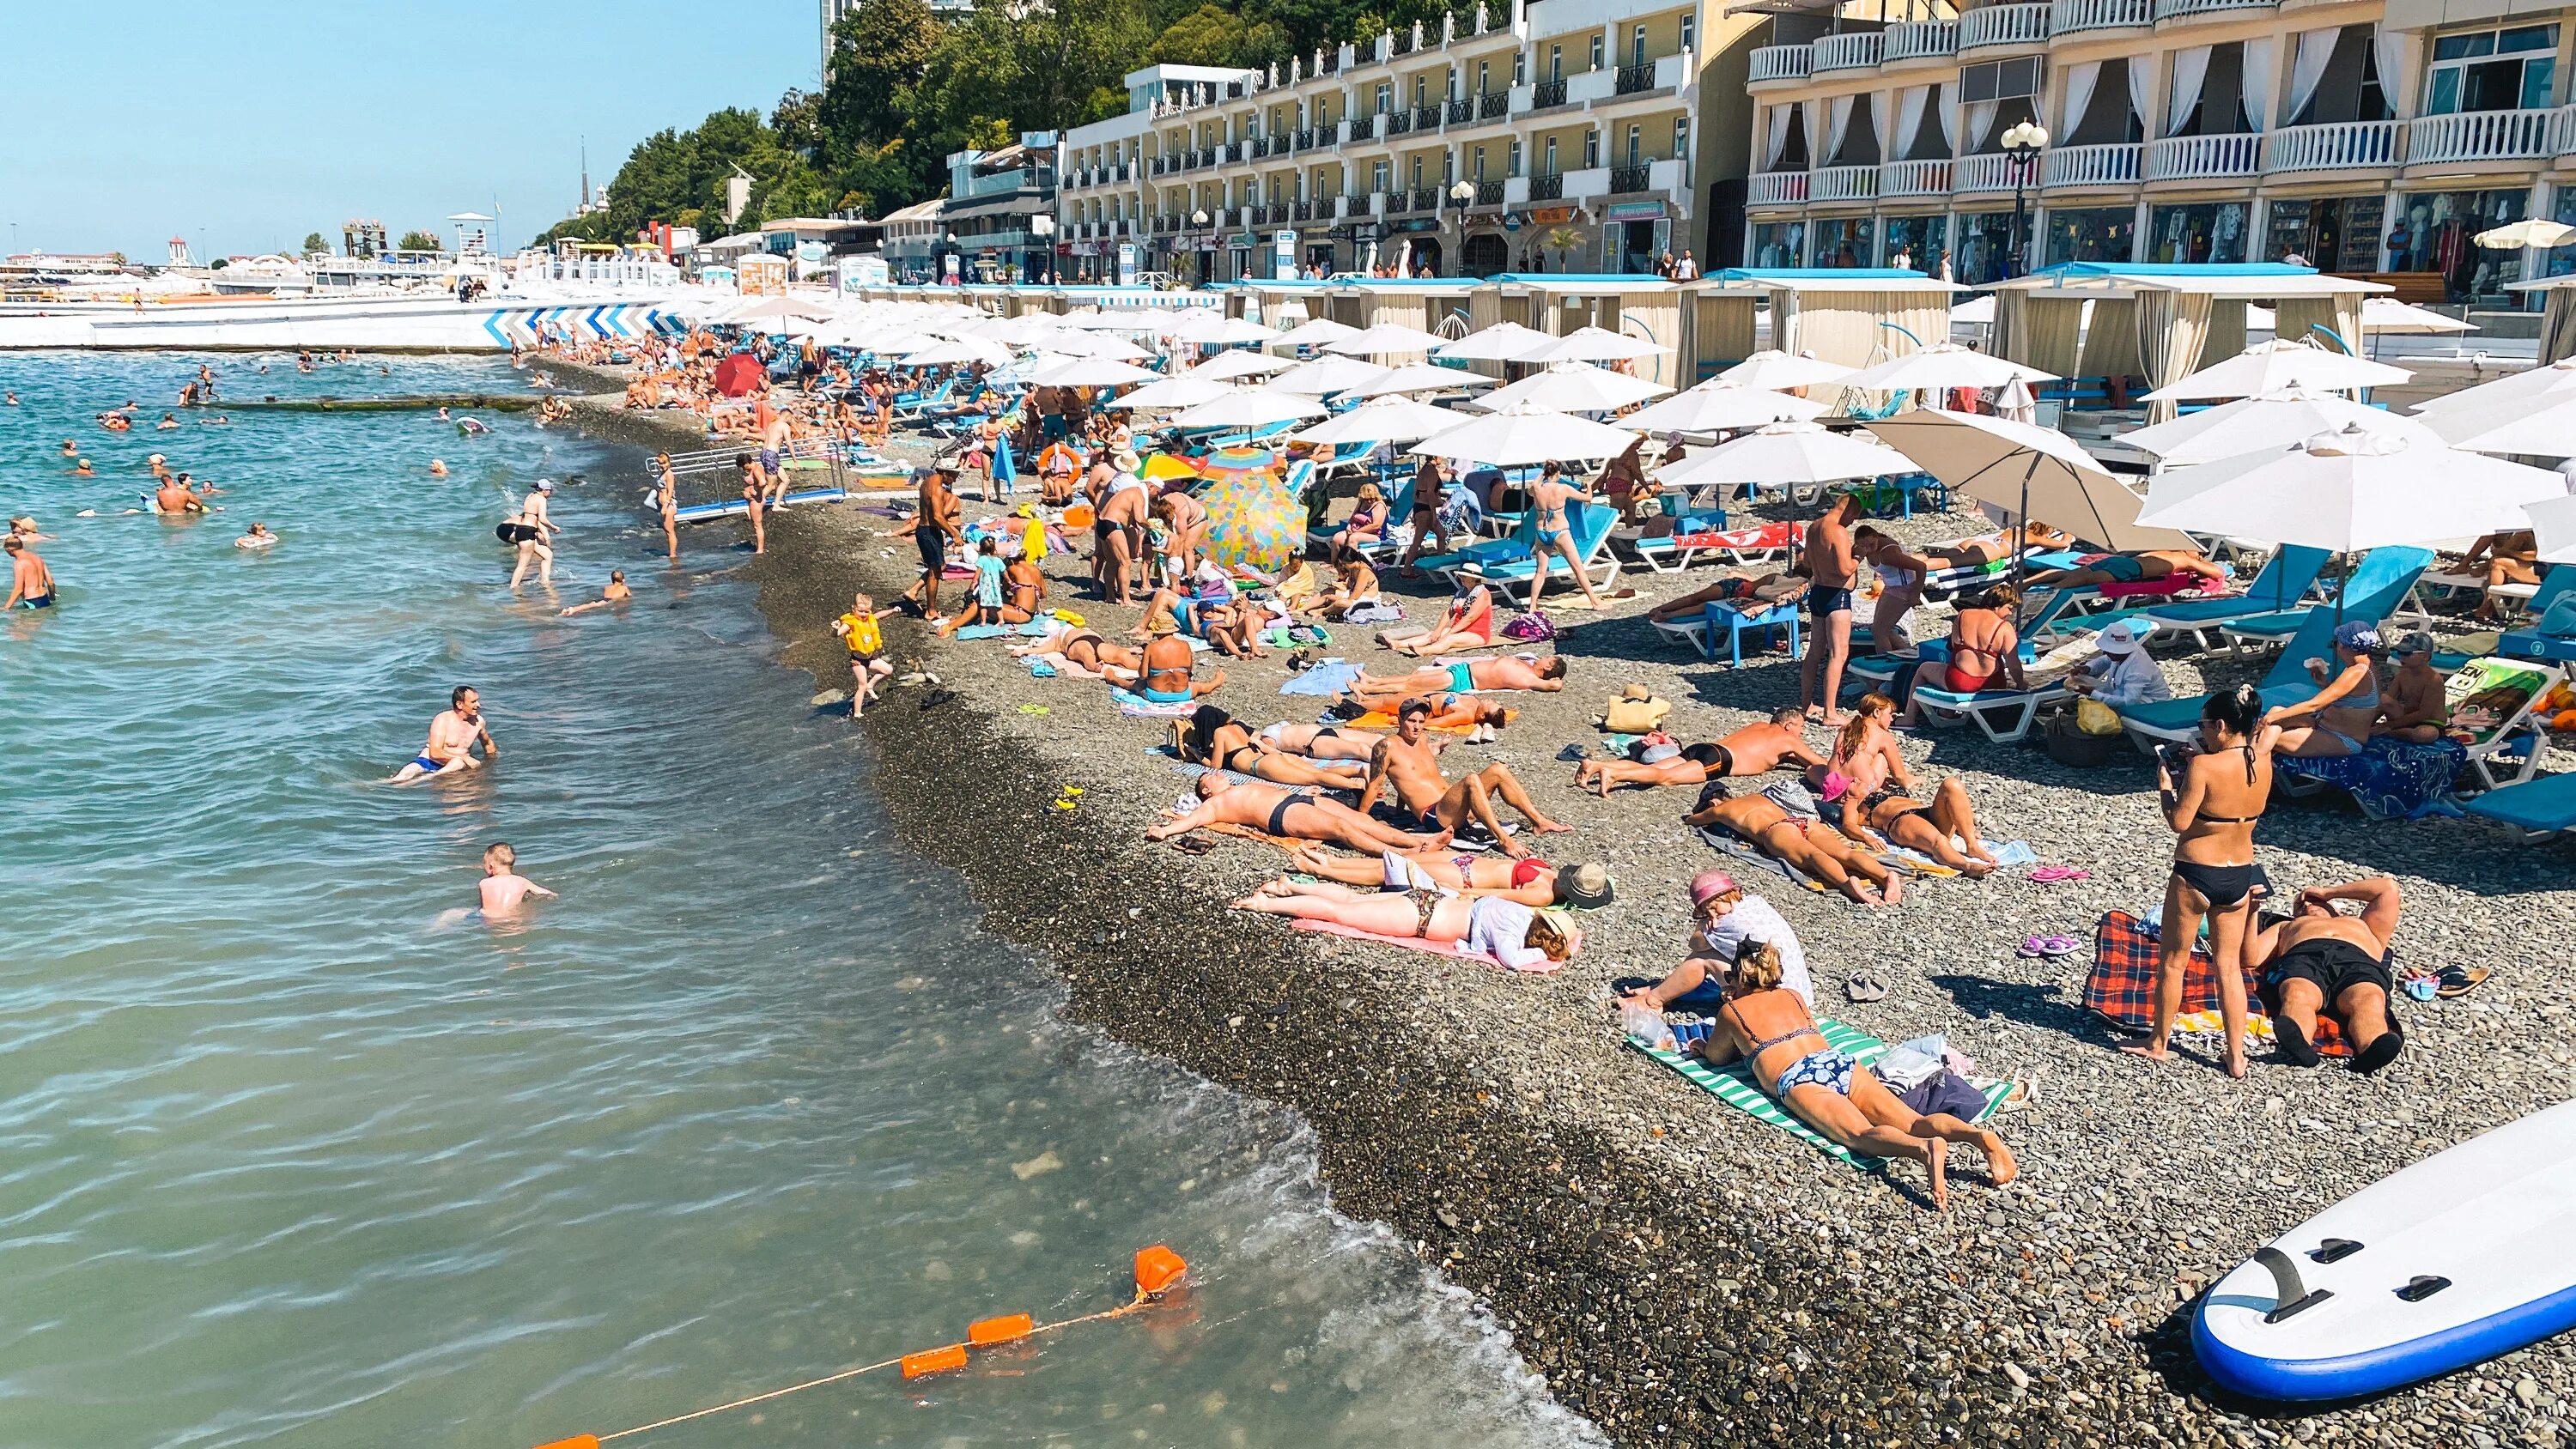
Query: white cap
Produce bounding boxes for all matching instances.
[2099,621,2142,652]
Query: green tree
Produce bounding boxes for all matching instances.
[398,230,444,252]
[1149,3,1286,66]
[301,231,329,255]
[821,0,943,155]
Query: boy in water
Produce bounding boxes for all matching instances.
[832,591,893,719]
[478,843,556,912]
[560,570,632,616]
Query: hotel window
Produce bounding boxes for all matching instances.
[1373,160,1391,191]
[1673,116,1690,159]
[1514,52,1527,84]
[1478,60,1490,94]
[1631,25,1647,67]
[1509,138,1522,175]
[1590,34,1605,70]
[1473,148,1488,179]
[1584,129,1601,167]
[1959,57,2041,103]
[1680,14,1694,54]
[1376,82,1392,113]
[2427,26,2559,112]
[1548,45,1564,81]
[1412,155,1425,185]
[1626,124,1643,165]
[1544,136,1558,173]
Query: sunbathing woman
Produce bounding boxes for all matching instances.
[1011,623,1141,678]
[1644,570,1807,624]
[1823,694,1999,875]
[1340,653,1567,706]
[1919,519,2076,569]
[1334,482,1390,560]
[1181,706,1367,791]
[1230,876,1573,972]
[1302,556,1384,622]
[1376,580,1493,656]
[1692,943,2013,1209]
[2264,620,2384,759]
[1892,585,2024,725]
[1149,774,1448,852]
[1252,719,1387,763]
[1686,780,1902,906]
[2460,530,2542,621]
[2025,548,2228,591]
[1288,845,1614,911]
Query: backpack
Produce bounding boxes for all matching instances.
[1500,609,1556,643]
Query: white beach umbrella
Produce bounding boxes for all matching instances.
[2361,298,2476,336]
[1291,395,1467,446]
[1027,355,1159,388]
[2432,392,2576,455]
[1432,322,1557,361]
[1339,362,1493,399]
[1719,349,1859,391]
[2122,389,2446,465]
[901,336,1016,368]
[1868,409,2183,553]
[1271,317,1363,352]
[1165,312,1284,345]
[1115,374,1242,411]
[1656,421,1917,492]
[2415,356,2576,417]
[1469,361,1671,414]
[2476,219,2576,250]
[1839,343,2057,392]
[1407,403,1640,467]
[1189,349,1297,380]
[1322,322,1455,357]
[1172,388,1330,429]
[1269,355,1396,397]
[2138,426,2567,550]
[2141,339,2409,401]
[1619,381,1829,434]
[1513,325,1674,365]
[1065,332,1157,361]
[2528,493,2576,563]
[723,295,835,322]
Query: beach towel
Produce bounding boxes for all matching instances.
[953,621,1058,640]
[1109,688,1200,718]
[1280,659,1363,697]
[2098,573,2227,601]
[1341,602,1405,625]
[1340,706,1518,733]
[2274,738,2469,822]
[1627,1019,2008,1170]
[1668,521,1795,554]
[1288,918,1569,974]
[1880,839,2039,874]
[2082,910,2349,1057]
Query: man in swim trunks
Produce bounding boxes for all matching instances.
[1359,699,1571,858]
[2025,548,2227,591]
[1107,620,1225,701]
[1685,779,1902,906]
[1340,653,1568,709]
[155,476,209,516]
[2244,876,2405,1073]
[890,465,961,620]
[4,536,56,609]
[1249,720,1380,763]
[756,398,793,506]
[392,685,498,783]
[1147,773,1449,852]
[1576,707,1822,795]
[1287,844,1616,910]
[1799,492,1860,726]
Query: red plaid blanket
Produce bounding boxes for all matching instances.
[2083,911,2348,1056]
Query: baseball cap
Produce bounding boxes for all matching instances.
[1689,870,1738,906]
[535,478,555,492]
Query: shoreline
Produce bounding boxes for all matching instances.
[550,362,2576,1447]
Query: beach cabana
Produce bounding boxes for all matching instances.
[1675,269,1959,386]
[1982,263,2389,423]
[1468,275,1682,389]
[1320,278,1480,342]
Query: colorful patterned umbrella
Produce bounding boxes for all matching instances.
[1196,451,1303,573]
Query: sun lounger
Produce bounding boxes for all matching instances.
[2117,607,2344,748]
[1448,501,1621,596]
[1613,518,1798,575]
[1652,597,1802,664]
[2066,545,2334,652]
[2213,548,2433,654]
[2460,770,2576,840]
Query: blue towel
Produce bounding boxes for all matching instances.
[1280,658,1363,696]
[2275,739,2470,822]
[1110,688,1198,718]
[1025,658,1058,678]
[954,621,1055,640]
[1880,839,2039,872]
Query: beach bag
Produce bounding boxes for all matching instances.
[2043,712,2120,769]
[2075,698,2123,736]
[1500,609,1556,643]
[1603,695,1672,733]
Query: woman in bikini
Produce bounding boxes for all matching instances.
[1182,706,1368,790]
[1691,942,2013,1210]
[1334,482,1389,561]
[2265,621,2384,759]
[1821,694,2000,876]
[1518,461,1607,612]
[1893,585,2023,724]
[2123,684,2277,1078]
[1850,526,1927,654]
[1376,579,1493,656]
[1251,720,1381,763]
[1230,876,1573,972]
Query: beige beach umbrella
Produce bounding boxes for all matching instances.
[1172,388,1330,429]
[1656,421,1917,492]
[2476,219,2576,251]
[1839,343,2057,393]
[2527,494,2576,564]
[1868,409,2181,553]
[1026,356,1158,388]
[1291,395,1466,446]
[2137,427,2565,550]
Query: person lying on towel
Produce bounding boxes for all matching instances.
[2245,876,2406,1074]
[1338,653,1566,709]
[1230,876,1572,972]
[1147,774,1447,854]
[1287,845,1615,912]
[1577,708,1821,796]
[1685,778,1903,906]
[2025,548,2227,591]
[1358,698,1571,860]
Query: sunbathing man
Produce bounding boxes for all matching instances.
[1686,779,1902,905]
[1376,579,1492,656]
[1340,653,1567,710]
[1644,570,1807,624]
[1148,773,1449,853]
[2244,876,2406,1074]
[1286,845,1615,910]
[1577,707,1822,795]
[1105,619,1225,702]
[1181,705,1368,791]
[1359,698,1571,858]
[2025,548,2228,591]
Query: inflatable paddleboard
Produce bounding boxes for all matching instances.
[671,488,848,524]
[2194,1098,2576,1401]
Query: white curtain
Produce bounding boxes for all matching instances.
[1868,91,1890,164]
[2166,46,2212,137]
[2286,29,2337,128]
[1765,103,1791,168]
[2126,55,2152,136]
[2372,28,2412,118]
[2242,37,2275,133]
[1967,100,1999,152]
[1800,101,1816,162]
[1826,94,1854,164]
[1896,84,1929,158]
[2061,60,2102,137]
[1937,82,1958,152]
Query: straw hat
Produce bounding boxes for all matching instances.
[1553,862,1616,909]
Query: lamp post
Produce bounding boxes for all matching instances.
[1189,209,1210,284]
[2001,120,2049,278]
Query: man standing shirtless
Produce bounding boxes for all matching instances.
[1577,707,1822,795]
[392,685,498,783]
[4,536,57,609]
[890,465,961,619]
[755,396,793,506]
[1800,492,1860,725]
[1359,698,1571,858]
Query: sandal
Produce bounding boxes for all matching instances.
[1843,973,1887,1003]
[2435,966,2493,999]
[2017,934,2080,959]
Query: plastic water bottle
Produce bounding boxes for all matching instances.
[1619,1000,1676,1052]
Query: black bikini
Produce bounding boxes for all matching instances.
[2172,744,2261,907]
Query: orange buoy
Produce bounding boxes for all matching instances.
[900,1343,969,1379]
[969,1313,1035,1347]
[532,1437,599,1449]
[1133,1246,1188,1298]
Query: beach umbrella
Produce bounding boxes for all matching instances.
[2476,219,2576,250]
[1868,409,2182,554]
[1469,361,1670,414]
[1513,325,1674,366]
[1172,388,1329,430]
[1619,380,1828,434]
[1656,421,1917,493]
[2429,391,2576,452]
[2137,426,2567,552]
[1271,317,1362,352]
[1291,395,1467,446]
[1432,322,1556,361]
[713,353,768,397]
[1028,355,1157,388]
[1115,374,1240,411]
[1044,331,1154,361]
[1339,362,1492,399]
[1199,458,1304,573]
[724,295,835,322]
[2528,494,2576,563]
[2415,356,2576,417]
[1140,452,1203,483]
[1164,312,1283,345]
[1269,355,1394,397]
[902,336,1016,369]
[1720,349,1859,391]
[2141,338,2409,401]
[2361,298,2476,335]
[1839,343,2057,393]
[2123,388,2445,465]
[1322,322,1454,358]
[1408,403,1640,467]
[1190,349,1297,380]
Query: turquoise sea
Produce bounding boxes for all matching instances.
[0,354,1599,1449]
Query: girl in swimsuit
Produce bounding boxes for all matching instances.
[1182,706,1367,791]
[2266,621,2384,759]
[1893,586,2024,724]
[2125,685,2277,1078]
[1691,943,2012,1210]
[1821,695,1998,875]
[1520,462,1607,612]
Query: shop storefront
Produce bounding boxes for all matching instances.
[2042,206,2136,267]
[2145,202,2251,264]
[2388,188,2534,304]
[1953,211,2016,285]
[1607,200,1670,274]
[2262,194,2386,271]
[1879,214,1947,275]
[1810,215,1875,269]
[1748,220,1806,268]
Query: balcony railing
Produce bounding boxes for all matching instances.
[1879,158,1953,196]
[2050,0,2148,33]
[1748,45,1813,82]
[1747,171,1809,205]
[1414,104,1443,129]
[1531,78,1569,107]
[1813,33,1884,71]
[1608,163,1654,192]
[2407,106,2559,166]
[1476,91,1507,120]
[1292,200,1313,221]
[1412,186,1440,211]
[1614,61,1657,93]
[1386,190,1415,214]
[1474,179,1505,204]
[1958,3,2050,49]
[1448,98,1472,124]
[2043,142,2142,186]
[1388,110,1415,135]
[2147,131,2259,180]
[2152,0,2275,17]
[1813,164,1879,202]
[1884,20,1957,60]
[2262,119,2397,172]
[1953,151,2027,191]
[1530,172,1564,200]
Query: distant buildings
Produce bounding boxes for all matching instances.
[874,134,1064,282]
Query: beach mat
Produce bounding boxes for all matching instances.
[953,621,1058,640]
[1880,838,2038,874]
[1339,707,1518,733]
[1627,1019,2008,1170]
[1694,825,1829,893]
[1110,688,1198,718]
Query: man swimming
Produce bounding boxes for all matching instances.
[391,685,498,783]
[560,570,631,616]
[478,842,557,912]
[1576,707,1825,795]
[4,536,57,609]
[154,476,210,516]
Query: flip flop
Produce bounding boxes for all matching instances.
[2435,966,2492,999]
[1843,973,1887,1003]
[2016,934,2080,959]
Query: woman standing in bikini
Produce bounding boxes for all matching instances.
[1520,462,1607,613]
[2123,685,2278,1078]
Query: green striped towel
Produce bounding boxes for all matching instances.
[1625,1018,2009,1171]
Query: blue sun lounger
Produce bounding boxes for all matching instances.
[2116,607,2344,748]
[2461,771,2576,840]
[2214,548,2433,653]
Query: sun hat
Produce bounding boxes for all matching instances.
[2097,620,2143,653]
[1112,449,1143,473]
[1145,614,1178,635]
[1554,862,1616,908]
[2332,620,2380,652]
[1689,869,1738,906]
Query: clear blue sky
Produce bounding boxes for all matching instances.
[2,1,817,261]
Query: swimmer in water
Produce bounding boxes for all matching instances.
[156,413,180,431]
[559,569,630,615]
[58,439,76,458]
[478,842,556,912]
[437,406,451,421]
[235,522,278,549]
[5,536,57,609]
[428,459,448,477]
[391,685,497,783]
[4,391,17,405]
[155,478,209,515]
[72,457,94,477]
[9,517,52,543]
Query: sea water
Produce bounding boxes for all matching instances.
[0,355,1601,1448]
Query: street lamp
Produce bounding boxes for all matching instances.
[2001,119,2048,278]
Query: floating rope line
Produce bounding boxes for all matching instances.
[532,1246,1188,1449]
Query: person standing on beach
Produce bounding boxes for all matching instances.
[1799,492,1861,726]
[653,452,679,563]
[5,536,58,609]
[756,397,793,506]
[891,465,961,620]
[832,591,892,719]
[392,686,497,783]
[1094,454,1151,606]
[735,454,767,556]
